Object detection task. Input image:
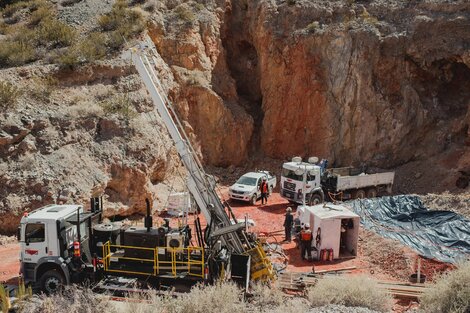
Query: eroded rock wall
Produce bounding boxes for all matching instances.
[151,0,469,169]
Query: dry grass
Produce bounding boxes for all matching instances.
[0,80,21,110]
[98,0,144,50]
[174,4,196,22]
[37,17,75,48]
[100,95,138,120]
[16,286,112,313]
[421,261,470,313]
[29,76,58,102]
[307,276,392,312]
[29,5,53,26]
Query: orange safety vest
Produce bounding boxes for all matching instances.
[300,230,312,241]
[262,183,268,193]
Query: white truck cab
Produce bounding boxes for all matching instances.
[280,157,324,205]
[229,171,277,205]
[19,203,99,293]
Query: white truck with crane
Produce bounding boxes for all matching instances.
[18,37,273,294]
[280,157,395,204]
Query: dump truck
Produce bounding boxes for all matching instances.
[18,38,274,294]
[280,157,394,204]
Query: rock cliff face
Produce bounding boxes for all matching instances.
[1,0,469,233]
[151,0,469,169]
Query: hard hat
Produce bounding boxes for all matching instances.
[305,223,310,229]
[263,177,267,181]
[286,207,292,212]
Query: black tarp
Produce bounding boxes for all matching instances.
[348,195,470,263]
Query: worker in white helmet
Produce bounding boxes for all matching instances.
[300,223,313,261]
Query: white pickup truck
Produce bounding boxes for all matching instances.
[229,171,277,205]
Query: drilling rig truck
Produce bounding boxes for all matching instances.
[18,37,274,294]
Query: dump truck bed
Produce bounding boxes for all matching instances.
[336,172,394,191]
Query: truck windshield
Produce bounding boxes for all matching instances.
[236,176,257,186]
[282,168,303,181]
[282,168,316,181]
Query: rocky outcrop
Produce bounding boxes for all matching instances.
[150,0,469,170]
[148,3,253,166]
[0,64,174,233]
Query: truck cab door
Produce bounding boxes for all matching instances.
[22,222,48,263]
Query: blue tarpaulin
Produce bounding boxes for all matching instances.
[348,195,470,263]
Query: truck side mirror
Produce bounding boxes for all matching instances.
[17,226,21,241]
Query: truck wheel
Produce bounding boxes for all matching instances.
[39,270,64,294]
[366,188,377,198]
[308,193,323,205]
[251,194,257,205]
[353,189,366,199]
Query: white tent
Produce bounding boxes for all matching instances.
[297,203,360,259]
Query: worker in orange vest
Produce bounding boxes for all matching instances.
[260,177,269,205]
[300,224,313,261]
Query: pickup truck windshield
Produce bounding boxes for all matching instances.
[236,176,257,186]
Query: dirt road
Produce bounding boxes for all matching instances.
[0,243,20,284]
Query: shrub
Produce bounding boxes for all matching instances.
[54,46,81,69]
[306,21,319,32]
[100,94,138,120]
[29,5,53,26]
[307,276,392,312]
[1,1,28,18]
[421,261,470,313]
[15,286,112,313]
[78,32,107,61]
[143,0,157,12]
[360,9,379,26]
[29,76,58,102]
[37,17,75,47]
[0,40,36,66]
[98,0,144,49]
[0,80,21,110]
[169,282,245,313]
[174,5,196,22]
[287,0,296,5]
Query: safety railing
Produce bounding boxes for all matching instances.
[102,242,204,278]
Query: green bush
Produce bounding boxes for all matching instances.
[307,276,392,312]
[421,262,470,313]
[37,17,75,47]
[0,80,21,110]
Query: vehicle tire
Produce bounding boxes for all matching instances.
[353,189,366,199]
[39,270,64,294]
[251,194,257,205]
[308,193,323,205]
[366,187,377,198]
